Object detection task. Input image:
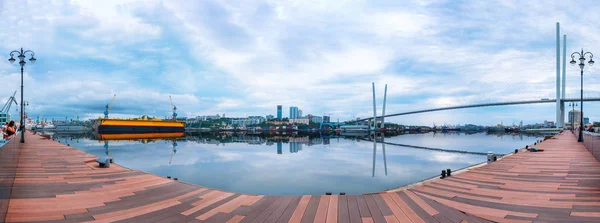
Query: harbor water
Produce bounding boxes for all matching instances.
[52,131,542,195]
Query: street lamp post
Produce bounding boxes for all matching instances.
[24,101,29,129]
[8,48,36,143]
[570,49,594,142]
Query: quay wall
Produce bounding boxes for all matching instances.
[574,130,600,162]
[0,133,21,222]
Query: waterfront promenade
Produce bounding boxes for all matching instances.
[2,131,599,222]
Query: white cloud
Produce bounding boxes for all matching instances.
[2,0,600,124]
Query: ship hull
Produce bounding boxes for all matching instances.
[98,125,184,134]
[95,118,185,134]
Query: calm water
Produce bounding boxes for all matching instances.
[52,132,542,195]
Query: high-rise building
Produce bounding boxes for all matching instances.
[277,105,282,119]
[266,115,274,120]
[584,117,590,125]
[569,110,582,126]
[298,109,303,118]
[289,106,299,119]
[323,116,330,123]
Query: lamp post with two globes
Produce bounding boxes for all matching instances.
[8,48,36,143]
[570,49,594,142]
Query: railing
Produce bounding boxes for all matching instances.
[574,130,600,162]
[0,132,21,222]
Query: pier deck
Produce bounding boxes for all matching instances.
[3,131,600,222]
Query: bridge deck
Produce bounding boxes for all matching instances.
[3,131,600,222]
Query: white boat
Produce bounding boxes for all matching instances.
[44,124,56,129]
[54,125,86,133]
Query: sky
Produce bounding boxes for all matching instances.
[0,0,599,126]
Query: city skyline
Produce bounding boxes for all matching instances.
[1,1,600,126]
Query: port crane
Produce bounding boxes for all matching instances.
[1,91,18,118]
[169,96,177,120]
[104,94,116,118]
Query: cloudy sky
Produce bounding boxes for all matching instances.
[1,0,599,126]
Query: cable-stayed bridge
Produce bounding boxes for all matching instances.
[354,97,600,121]
[353,23,595,129]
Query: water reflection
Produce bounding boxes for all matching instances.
[40,131,545,195]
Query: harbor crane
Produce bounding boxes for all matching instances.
[169,96,177,120]
[1,91,18,115]
[104,94,116,118]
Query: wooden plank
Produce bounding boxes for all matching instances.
[356,195,371,217]
[396,192,438,223]
[91,188,207,222]
[379,193,410,222]
[347,195,362,223]
[236,196,279,223]
[326,195,338,223]
[263,196,295,223]
[361,217,374,223]
[388,192,425,223]
[363,195,387,223]
[249,196,286,223]
[370,194,393,216]
[338,195,350,223]
[403,191,439,216]
[182,191,235,216]
[276,196,302,223]
[228,215,245,223]
[196,195,251,220]
[313,195,330,223]
[288,195,311,223]
[300,196,321,223]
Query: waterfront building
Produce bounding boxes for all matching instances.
[584,117,590,125]
[289,118,309,125]
[311,116,323,123]
[298,109,303,118]
[266,115,274,120]
[323,116,330,123]
[289,106,299,119]
[267,120,289,125]
[277,105,282,119]
[543,120,555,127]
[195,115,221,121]
[230,116,266,126]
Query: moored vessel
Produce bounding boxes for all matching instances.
[94,94,184,134]
[93,116,185,134]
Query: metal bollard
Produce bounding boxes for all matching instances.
[340,192,346,195]
[441,170,446,179]
[174,178,178,181]
[326,192,332,195]
[446,169,452,176]
[487,151,495,164]
[167,176,171,179]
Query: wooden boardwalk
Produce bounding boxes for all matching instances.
[3,131,600,222]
